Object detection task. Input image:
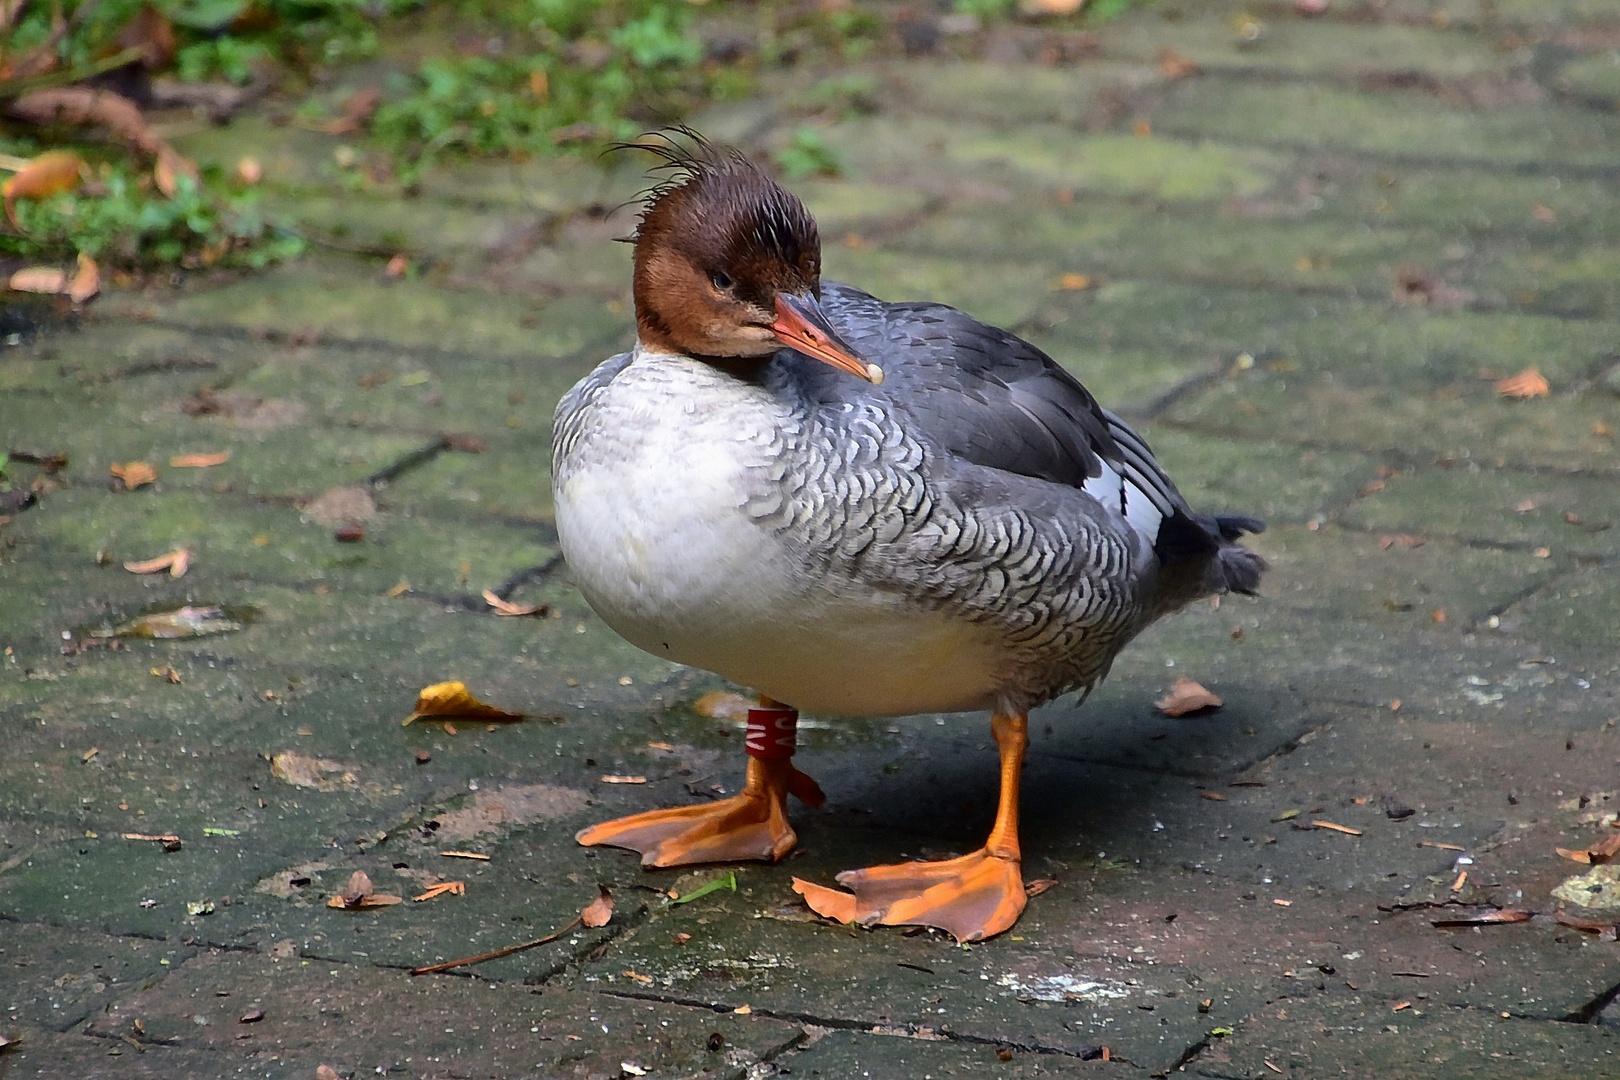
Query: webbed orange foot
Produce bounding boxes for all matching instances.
[793,848,1025,942]
[576,756,824,868]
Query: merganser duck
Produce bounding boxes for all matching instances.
[552,136,1266,941]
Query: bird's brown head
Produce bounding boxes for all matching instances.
[628,136,881,384]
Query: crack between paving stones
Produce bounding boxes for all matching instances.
[1564,974,1620,1025]
[594,988,1125,1063]
[117,314,630,373]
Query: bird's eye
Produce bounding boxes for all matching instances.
[710,270,733,291]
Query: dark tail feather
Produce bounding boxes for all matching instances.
[1156,510,1268,597]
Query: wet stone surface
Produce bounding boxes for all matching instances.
[4,1,1620,1076]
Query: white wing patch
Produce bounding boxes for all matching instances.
[1082,461,1163,541]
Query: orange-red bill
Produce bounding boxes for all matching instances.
[772,294,883,384]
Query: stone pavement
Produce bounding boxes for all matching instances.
[4,1,1620,1076]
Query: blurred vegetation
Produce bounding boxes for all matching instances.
[1,0,1146,276]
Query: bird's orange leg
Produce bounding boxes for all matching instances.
[576,701,824,868]
[794,711,1029,942]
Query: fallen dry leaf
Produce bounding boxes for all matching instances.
[403,681,524,726]
[439,850,491,861]
[169,450,230,468]
[328,870,402,909]
[1056,272,1092,291]
[1556,829,1620,865]
[150,666,181,684]
[7,266,67,293]
[123,548,190,577]
[1554,911,1619,935]
[1313,821,1362,835]
[1155,677,1222,717]
[385,253,409,278]
[110,461,158,489]
[1430,907,1532,927]
[600,775,647,785]
[413,881,466,902]
[692,689,752,720]
[1024,878,1058,897]
[581,885,614,928]
[1378,534,1425,551]
[1157,47,1201,79]
[1496,367,1550,399]
[67,252,98,303]
[122,832,181,843]
[114,605,240,639]
[318,1066,339,1080]
[2,150,84,226]
[1418,841,1465,851]
[1200,791,1227,801]
[482,589,546,616]
[1451,870,1468,891]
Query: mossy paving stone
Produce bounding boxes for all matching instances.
[1155,78,1620,172]
[777,1028,1117,1077]
[54,950,803,1079]
[1186,995,1620,1079]
[0,921,189,1032]
[1339,469,1620,560]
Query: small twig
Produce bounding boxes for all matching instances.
[410,916,580,975]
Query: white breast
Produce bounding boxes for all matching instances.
[552,349,1006,717]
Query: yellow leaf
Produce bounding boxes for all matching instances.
[1154,677,1222,716]
[403,681,524,725]
[123,547,190,577]
[7,266,67,294]
[1496,367,1549,399]
[2,150,84,226]
[482,589,546,616]
[581,885,613,928]
[169,450,230,468]
[68,252,99,303]
[110,461,158,489]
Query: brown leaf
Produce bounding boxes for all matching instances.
[317,1066,340,1080]
[482,590,545,617]
[693,690,753,720]
[328,870,402,909]
[1200,790,1227,801]
[123,547,190,577]
[170,450,230,468]
[7,266,67,294]
[403,681,524,725]
[580,885,613,928]
[116,605,240,639]
[322,87,382,134]
[115,5,177,69]
[1312,820,1362,835]
[2,150,83,226]
[1554,911,1618,934]
[1430,907,1532,927]
[67,252,99,303]
[1155,677,1222,717]
[1496,367,1550,399]
[1024,878,1058,897]
[110,461,158,489]
[1157,47,1201,79]
[1559,829,1620,865]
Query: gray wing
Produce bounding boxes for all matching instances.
[818,282,1194,541]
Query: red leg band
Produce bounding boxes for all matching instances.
[745,706,798,759]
